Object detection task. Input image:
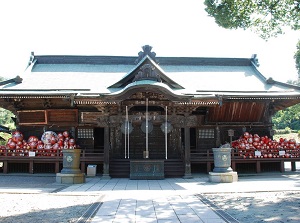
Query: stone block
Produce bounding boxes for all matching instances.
[56,173,86,184]
[209,171,238,183]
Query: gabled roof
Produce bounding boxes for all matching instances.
[108,55,184,89]
[0,46,300,102]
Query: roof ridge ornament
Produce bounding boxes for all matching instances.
[251,54,260,67]
[135,45,159,64]
[0,75,23,86]
[28,51,35,66]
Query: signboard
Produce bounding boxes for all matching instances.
[255,151,261,157]
[29,151,36,157]
[227,129,235,137]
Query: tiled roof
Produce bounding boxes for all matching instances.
[1,54,300,98]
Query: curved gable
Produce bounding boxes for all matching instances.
[109,56,184,89]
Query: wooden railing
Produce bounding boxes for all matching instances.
[1,148,299,174]
[0,149,104,174]
[190,149,300,160]
[191,149,300,173]
[190,150,214,161]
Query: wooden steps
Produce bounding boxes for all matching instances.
[164,159,184,178]
[109,159,130,178]
[109,159,184,178]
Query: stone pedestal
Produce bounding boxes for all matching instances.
[209,171,238,183]
[56,173,85,184]
[56,149,85,184]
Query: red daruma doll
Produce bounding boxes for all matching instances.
[12,130,23,143]
[41,131,58,148]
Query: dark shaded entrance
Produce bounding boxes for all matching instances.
[94,127,104,153]
[124,124,165,159]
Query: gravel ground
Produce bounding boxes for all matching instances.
[203,191,300,223]
[0,194,100,223]
[0,176,101,223]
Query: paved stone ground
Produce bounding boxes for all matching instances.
[0,172,300,222]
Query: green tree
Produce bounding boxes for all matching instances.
[273,79,300,130]
[272,104,300,130]
[295,40,300,76]
[0,76,15,144]
[204,0,300,74]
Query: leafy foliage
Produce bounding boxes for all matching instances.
[0,108,15,145]
[204,0,300,39]
[272,104,300,130]
[295,40,300,76]
[273,79,300,130]
[204,0,300,80]
[0,76,15,144]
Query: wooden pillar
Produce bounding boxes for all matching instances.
[215,126,221,147]
[29,160,34,174]
[3,161,8,174]
[280,161,285,172]
[183,126,193,179]
[55,161,60,173]
[256,161,261,173]
[81,162,85,174]
[102,126,111,179]
[291,161,296,171]
[206,162,211,173]
[231,161,236,171]
[80,150,85,173]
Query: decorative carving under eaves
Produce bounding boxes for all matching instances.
[185,116,198,127]
[128,92,167,101]
[97,116,116,127]
[169,115,185,128]
[108,115,123,128]
[43,99,52,108]
[13,99,24,109]
[133,64,162,83]
[94,106,105,112]
[174,106,191,115]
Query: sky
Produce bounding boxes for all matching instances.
[0,0,299,82]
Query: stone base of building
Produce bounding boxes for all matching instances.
[208,171,238,183]
[56,173,86,184]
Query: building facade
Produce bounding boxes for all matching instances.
[1,45,300,177]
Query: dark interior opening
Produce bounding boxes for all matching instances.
[94,127,104,153]
[130,106,164,112]
[190,128,196,152]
